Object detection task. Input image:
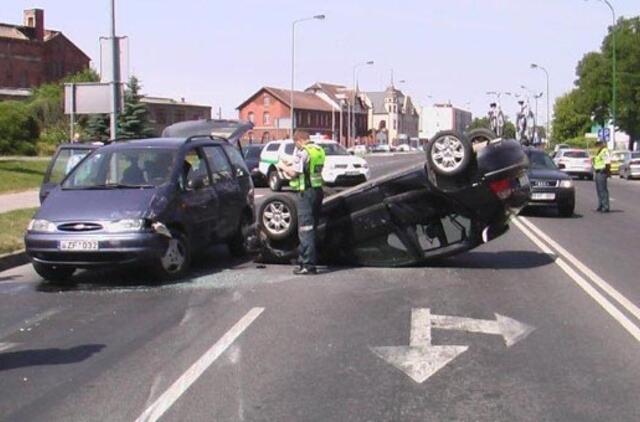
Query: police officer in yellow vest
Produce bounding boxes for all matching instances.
[593,138,611,213]
[278,130,326,274]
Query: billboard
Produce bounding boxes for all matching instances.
[64,83,122,115]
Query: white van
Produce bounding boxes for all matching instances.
[258,139,370,191]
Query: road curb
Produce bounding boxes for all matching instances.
[0,249,28,272]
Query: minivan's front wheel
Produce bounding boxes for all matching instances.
[152,231,190,281]
[33,262,76,284]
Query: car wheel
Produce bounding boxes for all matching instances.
[426,130,472,177]
[152,230,190,281]
[268,169,282,192]
[558,202,575,217]
[228,214,253,257]
[32,262,76,284]
[259,194,297,241]
[465,128,497,145]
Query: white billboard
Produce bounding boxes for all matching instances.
[64,82,122,115]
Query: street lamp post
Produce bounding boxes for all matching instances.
[290,14,325,137]
[349,60,373,147]
[530,63,550,142]
[109,0,121,140]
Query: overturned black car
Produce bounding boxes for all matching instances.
[256,129,531,267]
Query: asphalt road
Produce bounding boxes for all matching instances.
[2,152,640,421]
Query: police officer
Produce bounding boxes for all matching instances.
[593,139,611,213]
[278,130,326,274]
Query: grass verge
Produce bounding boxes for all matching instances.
[0,207,37,255]
[0,160,49,194]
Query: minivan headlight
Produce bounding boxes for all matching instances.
[27,219,56,233]
[559,180,573,188]
[105,218,145,233]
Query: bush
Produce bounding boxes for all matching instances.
[0,101,39,155]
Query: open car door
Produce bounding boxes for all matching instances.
[39,143,101,203]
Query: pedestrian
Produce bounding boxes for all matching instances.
[593,139,611,213]
[277,130,326,275]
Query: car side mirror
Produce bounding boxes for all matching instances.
[188,174,207,190]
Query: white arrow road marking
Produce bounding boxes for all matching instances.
[372,308,534,384]
[430,313,535,348]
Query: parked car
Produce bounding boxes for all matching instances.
[259,139,370,191]
[524,148,575,217]
[256,130,531,266]
[371,144,391,153]
[40,143,104,203]
[610,151,630,176]
[242,143,267,186]
[553,149,593,180]
[25,121,255,283]
[619,151,640,180]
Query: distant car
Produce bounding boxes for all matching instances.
[40,143,103,203]
[242,143,267,186]
[371,144,391,153]
[395,144,413,152]
[524,148,575,217]
[553,149,593,180]
[258,139,370,191]
[610,151,629,175]
[619,151,640,180]
[257,130,531,266]
[25,120,255,284]
[352,144,368,155]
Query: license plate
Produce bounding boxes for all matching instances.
[531,193,555,201]
[59,240,99,251]
[346,171,360,176]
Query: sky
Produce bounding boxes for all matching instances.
[3,0,639,125]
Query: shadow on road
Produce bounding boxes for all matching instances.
[35,245,255,293]
[430,250,555,270]
[0,344,105,371]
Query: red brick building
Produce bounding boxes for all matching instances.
[141,96,212,136]
[0,9,90,89]
[237,84,369,145]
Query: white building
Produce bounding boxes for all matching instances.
[362,85,419,145]
[418,103,473,140]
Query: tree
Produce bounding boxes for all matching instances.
[552,89,591,143]
[0,101,39,155]
[467,117,516,139]
[118,76,154,139]
[85,114,110,141]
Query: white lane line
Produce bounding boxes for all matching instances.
[518,216,640,322]
[0,342,19,352]
[135,307,264,422]
[512,218,640,343]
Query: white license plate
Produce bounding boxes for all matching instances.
[531,193,555,201]
[346,171,360,176]
[59,240,99,251]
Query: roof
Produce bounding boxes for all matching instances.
[237,86,333,112]
[141,96,211,108]
[101,138,228,150]
[364,92,386,113]
[0,22,60,42]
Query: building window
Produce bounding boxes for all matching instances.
[393,119,397,130]
[157,110,167,124]
[248,111,255,123]
[28,17,34,26]
[264,95,271,107]
[175,111,185,122]
[263,112,270,126]
[307,112,311,125]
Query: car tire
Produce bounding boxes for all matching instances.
[558,201,575,217]
[268,169,282,192]
[151,230,190,281]
[228,214,252,257]
[465,128,497,145]
[32,262,76,283]
[259,194,297,241]
[426,130,473,177]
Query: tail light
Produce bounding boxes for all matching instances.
[489,178,513,200]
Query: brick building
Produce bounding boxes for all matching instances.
[0,9,90,89]
[237,84,369,145]
[141,96,212,136]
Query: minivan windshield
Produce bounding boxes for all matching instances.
[62,148,177,189]
[318,143,349,156]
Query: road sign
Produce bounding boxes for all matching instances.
[598,127,610,142]
[372,308,535,383]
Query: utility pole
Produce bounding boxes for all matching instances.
[109,0,121,140]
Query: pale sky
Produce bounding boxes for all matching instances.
[3,0,639,125]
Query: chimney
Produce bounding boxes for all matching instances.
[24,9,45,41]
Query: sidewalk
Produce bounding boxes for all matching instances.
[0,189,39,213]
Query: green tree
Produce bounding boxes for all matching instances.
[85,114,110,141]
[118,76,154,139]
[552,89,591,143]
[0,101,39,155]
[467,117,516,139]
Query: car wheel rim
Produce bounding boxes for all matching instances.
[161,238,186,273]
[432,135,465,172]
[262,201,291,235]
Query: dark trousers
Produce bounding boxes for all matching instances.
[595,171,609,211]
[297,187,324,268]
